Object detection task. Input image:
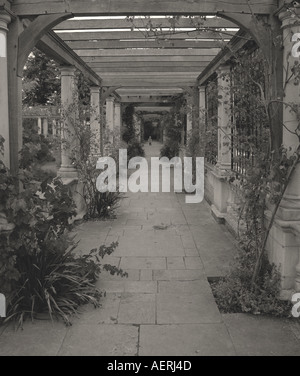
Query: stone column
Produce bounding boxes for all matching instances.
[37,117,42,135]
[42,118,48,136]
[198,85,206,155]
[217,65,231,170]
[105,96,115,144]
[114,102,121,145]
[266,9,300,296]
[211,64,231,223]
[52,119,57,136]
[0,11,11,168]
[57,66,77,179]
[90,86,101,155]
[186,95,193,144]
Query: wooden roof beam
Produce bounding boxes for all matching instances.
[12,0,278,17]
[36,30,102,86]
[54,17,237,30]
[56,30,236,41]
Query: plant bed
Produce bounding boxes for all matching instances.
[0,157,127,329]
[208,273,293,318]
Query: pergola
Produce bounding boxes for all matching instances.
[0,1,300,295]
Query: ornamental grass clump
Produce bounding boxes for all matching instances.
[0,158,127,328]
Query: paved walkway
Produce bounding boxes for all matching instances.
[0,141,299,356]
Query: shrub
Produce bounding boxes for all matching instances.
[210,240,292,317]
[127,140,145,160]
[0,159,127,328]
[160,141,179,159]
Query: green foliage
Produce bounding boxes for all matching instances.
[0,157,127,327]
[160,141,180,159]
[122,104,136,144]
[204,79,218,164]
[22,118,55,165]
[23,48,60,106]
[127,140,145,160]
[62,98,123,220]
[210,243,292,317]
[160,95,186,158]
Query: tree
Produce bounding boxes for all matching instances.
[23,48,61,106]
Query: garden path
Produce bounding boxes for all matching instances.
[0,141,299,356]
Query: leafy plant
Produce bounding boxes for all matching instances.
[122,104,136,144]
[0,139,127,328]
[127,140,145,160]
[210,241,292,317]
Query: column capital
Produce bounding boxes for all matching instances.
[278,8,300,29]
[0,11,11,32]
[90,85,100,94]
[106,96,115,103]
[114,102,121,108]
[217,64,231,76]
[60,65,76,77]
[198,85,206,93]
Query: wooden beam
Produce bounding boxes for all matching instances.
[89,65,208,73]
[36,31,102,86]
[54,17,237,30]
[120,96,173,103]
[56,30,236,41]
[65,40,223,49]
[87,60,211,68]
[198,29,250,84]
[102,78,198,87]
[12,0,277,16]
[75,48,222,57]
[81,55,219,63]
[87,60,211,66]
[99,72,200,77]
[117,88,183,95]
[18,13,72,76]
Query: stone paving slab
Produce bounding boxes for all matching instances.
[222,314,300,356]
[120,257,166,270]
[157,292,221,324]
[166,257,185,269]
[124,281,158,294]
[76,293,121,324]
[158,280,212,295]
[184,256,204,270]
[0,321,68,356]
[58,324,139,356]
[118,293,156,324]
[139,324,236,356]
[153,269,205,281]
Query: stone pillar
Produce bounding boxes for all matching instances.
[105,96,115,144]
[135,113,142,143]
[90,86,101,155]
[0,12,11,168]
[198,85,206,155]
[211,64,231,223]
[265,10,300,296]
[42,118,48,136]
[217,65,231,170]
[186,95,193,144]
[52,119,57,136]
[37,117,42,135]
[57,66,77,179]
[114,102,121,145]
